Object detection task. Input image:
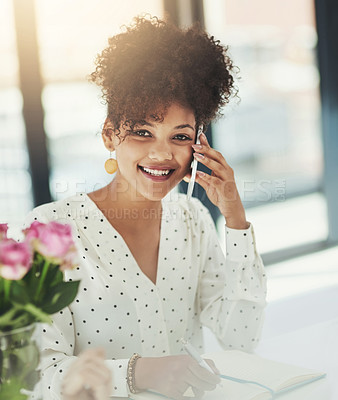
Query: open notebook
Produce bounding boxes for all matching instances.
[129,350,326,400]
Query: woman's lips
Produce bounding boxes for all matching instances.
[138,165,175,182]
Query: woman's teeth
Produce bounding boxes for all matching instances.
[141,167,171,176]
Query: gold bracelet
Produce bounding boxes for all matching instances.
[127,353,141,394]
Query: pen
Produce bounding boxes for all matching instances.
[180,338,216,375]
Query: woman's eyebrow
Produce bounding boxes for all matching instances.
[136,121,195,131]
[173,124,195,131]
[136,120,152,127]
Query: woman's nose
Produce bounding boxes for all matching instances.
[148,144,173,161]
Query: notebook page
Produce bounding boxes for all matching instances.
[130,382,269,400]
[203,350,325,393]
[129,351,325,400]
[203,377,271,400]
[130,356,270,400]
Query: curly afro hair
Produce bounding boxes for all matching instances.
[90,15,238,134]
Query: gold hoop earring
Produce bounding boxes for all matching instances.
[104,152,118,174]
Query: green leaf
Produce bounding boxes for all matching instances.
[33,266,64,307]
[41,280,80,314]
[10,281,30,305]
[44,265,64,286]
[22,267,40,298]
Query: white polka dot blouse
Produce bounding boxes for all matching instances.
[23,192,267,399]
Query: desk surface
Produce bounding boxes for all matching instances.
[121,286,338,399]
[202,286,338,400]
[256,317,338,400]
[254,285,338,400]
[125,317,338,400]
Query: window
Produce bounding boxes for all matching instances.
[34,0,164,200]
[203,0,327,255]
[0,0,33,226]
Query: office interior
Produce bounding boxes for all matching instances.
[1,0,337,397]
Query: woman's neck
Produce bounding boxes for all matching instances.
[88,179,163,227]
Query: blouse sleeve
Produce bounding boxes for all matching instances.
[36,309,130,399]
[196,205,267,352]
[23,207,131,399]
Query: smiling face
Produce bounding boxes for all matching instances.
[103,103,196,203]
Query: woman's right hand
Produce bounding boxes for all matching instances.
[134,355,221,400]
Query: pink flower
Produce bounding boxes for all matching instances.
[0,239,33,280]
[0,223,8,240]
[24,221,78,269]
[59,246,79,272]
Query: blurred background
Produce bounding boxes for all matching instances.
[1,0,338,300]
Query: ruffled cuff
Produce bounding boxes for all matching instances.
[225,222,258,262]
[105,358,130,397]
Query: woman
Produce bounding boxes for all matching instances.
[26,16,267,400]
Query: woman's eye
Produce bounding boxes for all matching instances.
[132,130,151,137]
[174,134,192,141]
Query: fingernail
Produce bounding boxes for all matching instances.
[194,153,204,159]
[201,133,207,141]
[192,144,202,150]
[196,171,205,177]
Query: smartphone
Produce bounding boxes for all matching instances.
[187,125,203,201]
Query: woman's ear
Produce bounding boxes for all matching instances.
[102,118,115,151]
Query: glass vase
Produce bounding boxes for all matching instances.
[0,324,40,400]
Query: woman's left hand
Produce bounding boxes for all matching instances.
[185,132,249,230]
[62,348,112,400]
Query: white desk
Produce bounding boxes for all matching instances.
[128,316,338,400]
[254,285,338,399]
[256,317,338,399]
[120,285,338,399]
[202,285,338,399]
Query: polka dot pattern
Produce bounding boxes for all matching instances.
[23,192,267,399]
